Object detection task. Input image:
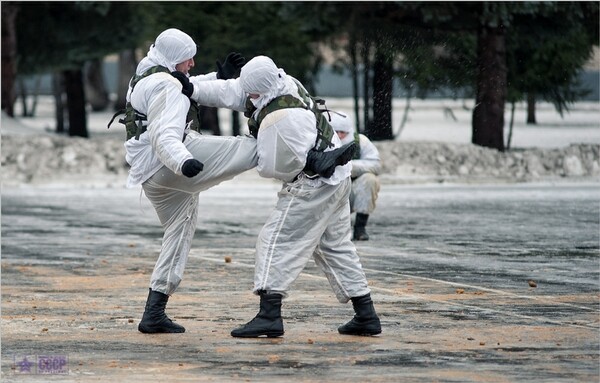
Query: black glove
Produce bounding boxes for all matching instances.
[171,71,194,98]
[216,52,245,80]
[181,159,204,178]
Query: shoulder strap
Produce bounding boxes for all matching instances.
[353,134,361,159]
[290,78,310,101]
[290,78,335,151]
[108,65,169,130]
[245,79,334,151]
[246,95,308,138]
[130,65,169,90]
[255,95,307,127]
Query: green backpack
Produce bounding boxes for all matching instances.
[245,78,335,152]
[107,66,201,141]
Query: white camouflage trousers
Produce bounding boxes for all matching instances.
[351,173,380,215]
[142,132,257,295]
[255,176,371,303]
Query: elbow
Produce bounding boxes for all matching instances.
[256,163,275,179]
[373,164,382,175]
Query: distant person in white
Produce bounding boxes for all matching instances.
[329,112,381,241]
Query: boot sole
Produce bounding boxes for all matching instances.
[231,331,284,338]
[338,329,381,336]
[138,324,185,334]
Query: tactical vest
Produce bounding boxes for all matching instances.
[352,132,361,160]
[244,78,335,152]
[107,66,201,141]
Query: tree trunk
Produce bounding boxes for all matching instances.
[396,87,412,138]
[18,78,28,117]
[84,58,109,111]
[115,49,137,111]
[18,76,41,117]
[231,110,240,136]
[507,101,515,151]
[526,93,537,124]
[1,4,18,117]
[53,72,65,134]
[200,106,221,136]
[63,68,88,138]
[366,42,394,141]
[28,75,41,117]
[361,40,371,133]
[350,31,361,134]
[472,24,507,151]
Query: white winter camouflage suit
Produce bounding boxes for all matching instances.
[124,29,257,295]
[190,56,371,303]
[328,112,381,216]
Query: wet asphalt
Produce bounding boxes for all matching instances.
[1,174,599,382]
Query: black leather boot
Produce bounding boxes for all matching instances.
[353,213,370,241]
[338,293,381,336]
[231,291,284,338]
[306,142,357,178]
[138,288,185,333]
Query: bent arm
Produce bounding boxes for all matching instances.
[351,135,381,177]
[189,77,246,112]
[145,78,193,175]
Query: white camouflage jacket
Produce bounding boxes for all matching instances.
[351,134,381,178]
[124,71,217,188]
[190,76,350,185]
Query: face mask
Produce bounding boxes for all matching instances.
[250,95,263,108]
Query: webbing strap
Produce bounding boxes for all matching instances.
[130,65,169,89]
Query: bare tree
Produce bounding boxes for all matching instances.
[1,3,18,117]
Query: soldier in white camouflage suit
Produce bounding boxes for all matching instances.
[329,112,381,241]
[186,56,382,338]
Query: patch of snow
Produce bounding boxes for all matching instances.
[2,97,599,186]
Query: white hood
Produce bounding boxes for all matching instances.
[328,111,356,146]
[239,56,296,111]
[136,28,197,74]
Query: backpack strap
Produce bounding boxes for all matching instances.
[108,65,186,140]
[290,78,335,151]
[352,133,361,160]
[256,95,308,125]
[245,89,335,152]
[107,108,126,129]
[130,65,169,89]
[246,95,307,138]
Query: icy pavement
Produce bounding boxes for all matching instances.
[1,177,599,382]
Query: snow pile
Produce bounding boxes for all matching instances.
[375,140,599,183]
[1,132,598,186]
[3,98,599,186]
[1,134,128,185]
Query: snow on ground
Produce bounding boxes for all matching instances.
[1,97,599,186]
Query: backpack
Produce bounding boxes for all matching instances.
[244,78,335,152]
[107,66,201,141]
